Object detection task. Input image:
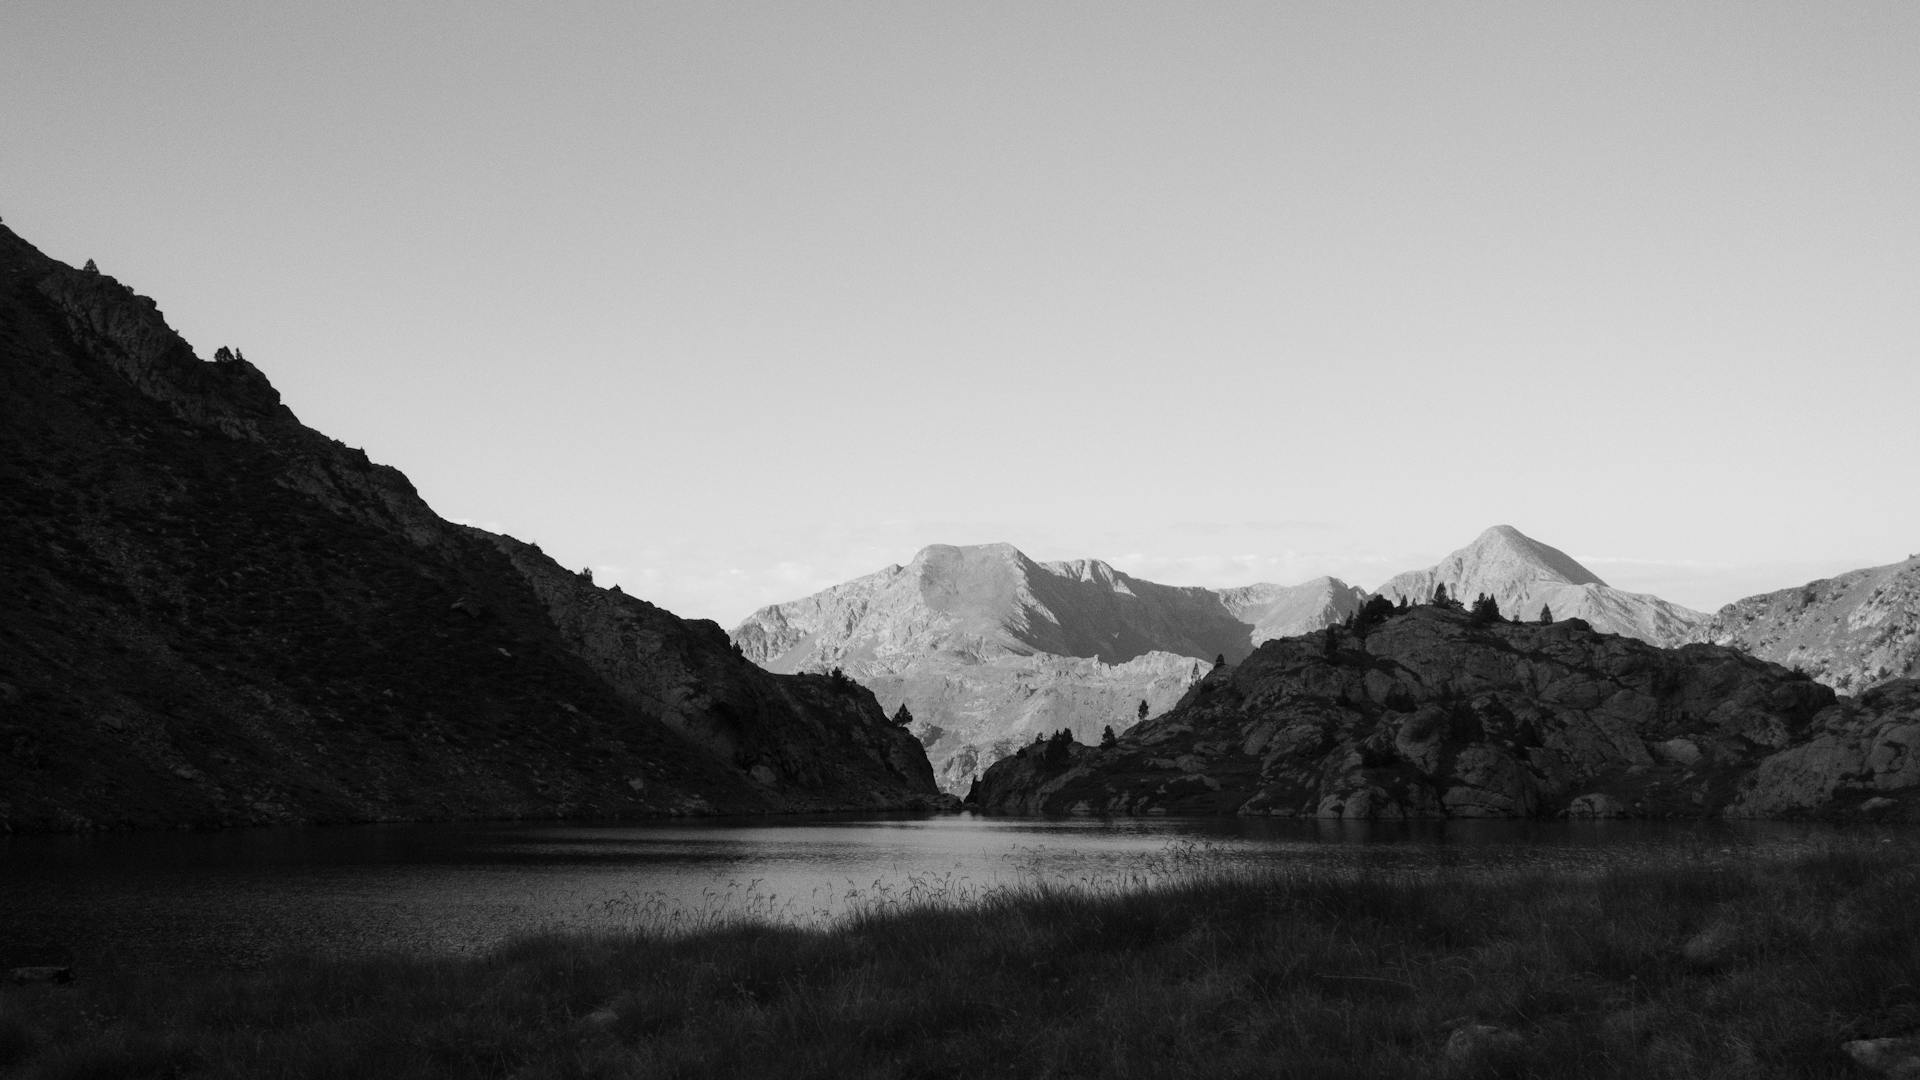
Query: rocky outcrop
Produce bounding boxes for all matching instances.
[0,222,942,833]
[1376,525,1706,646]
[732,543,1366,793]
[1692,556,1920,696]
[1728,680,1920,818]
[967,606,1920,820]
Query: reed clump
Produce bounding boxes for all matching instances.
[4,835,1916,1079]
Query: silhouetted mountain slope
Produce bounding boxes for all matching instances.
[0,222,939,832]
[967,606,1920,821]
[1694,556,1920,695]
[1375,526,1705,645]
[732,543,1366,792]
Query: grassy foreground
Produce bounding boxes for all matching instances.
[5,838,1919,1079]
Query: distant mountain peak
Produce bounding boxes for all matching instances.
[1042,556,1124,585]
[1461,524,1606,587]
[1376,525,1699,644]
[912,541,1023,562]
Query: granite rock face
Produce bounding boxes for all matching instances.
[1376,526,1706,646]
[1693,556,1920,696]
[1728,679,1920,818]
[967,606,1920,820]
[0,222,941,833]
[732,543,1366,793]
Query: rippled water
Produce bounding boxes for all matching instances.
[0,813,1864,972]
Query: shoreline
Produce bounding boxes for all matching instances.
[6,833,1917,1078]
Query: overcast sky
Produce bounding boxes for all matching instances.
[5,3,1916,625]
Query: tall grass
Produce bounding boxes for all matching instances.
[5,835,1917,1078]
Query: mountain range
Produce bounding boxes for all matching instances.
[735,528,1918,794]
[731,543,1368,790]
[0,220,943,832]
[9,210,1915,829]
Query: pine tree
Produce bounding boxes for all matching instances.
[1538,604,1553,624]
[1136,699,1148,723]
[1355,594,1397,633]
[1470,592,1501,624]
[1431,582,1450,607]
[1100,725,1117,749]
[1213,653,1227,669]
[1043,728,1074,768]
[891,703,914,728]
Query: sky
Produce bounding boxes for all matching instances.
[4,3,1917,625]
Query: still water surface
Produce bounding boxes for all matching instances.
[0,813,1854,972]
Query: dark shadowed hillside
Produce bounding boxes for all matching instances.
[0,223,940,832]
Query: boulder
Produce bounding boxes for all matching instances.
[1844,1036,1920,1079]
[1441,1024,1524,1076]
[9,966,73,984]
[1567,793,1630,819]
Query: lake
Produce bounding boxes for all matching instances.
[0,812,1859,973]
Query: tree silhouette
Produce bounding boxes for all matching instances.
[1538,604,1554,624]
[1213,653,1226,669]
[1043,728,1074,768]
[1470,592,1501,624]
[1136,699,1148,723]
[1431,583,1450,607]
[891,703,914,727]
[1100,725,1117,749]
[1354,594,1397,634]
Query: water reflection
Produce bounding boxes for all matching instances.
[0,813,1861,973]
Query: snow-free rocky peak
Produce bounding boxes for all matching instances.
[732,541,1343,675]
[1376,525,1705,646]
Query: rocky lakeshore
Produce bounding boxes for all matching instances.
[967,604,1920,821]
